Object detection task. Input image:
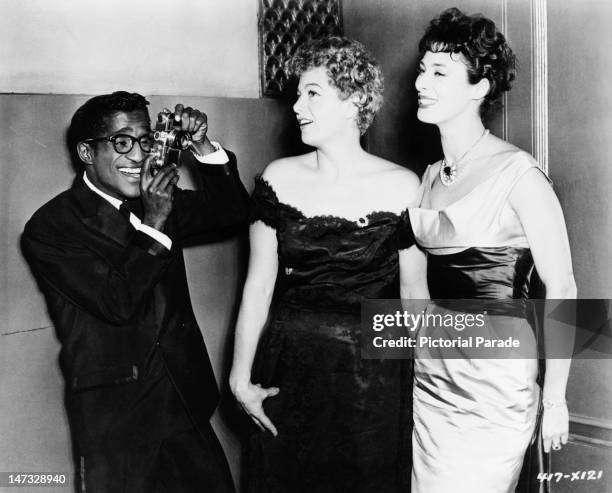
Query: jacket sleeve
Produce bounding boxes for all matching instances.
[22,216,172,326]
[171,149,250,245]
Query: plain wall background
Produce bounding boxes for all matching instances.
[0,0,260,97]
[546,3,612,490]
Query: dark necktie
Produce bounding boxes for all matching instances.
[119,201,131,222]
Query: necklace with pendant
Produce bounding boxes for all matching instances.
[439,129,490,187]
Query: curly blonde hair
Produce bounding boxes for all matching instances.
[286,36,384,135]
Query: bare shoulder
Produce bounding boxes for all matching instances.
[365,155,421,207]
[510,165,558,215]
[388,164,420,192]
[372,155,419,186]
[483,133,544,176]
[261,152,315,188]
[512,167,554,208]
[487,134,521,152]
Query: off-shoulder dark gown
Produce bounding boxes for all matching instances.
[246,176,416,493]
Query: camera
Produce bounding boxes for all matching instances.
[152,110,192,168]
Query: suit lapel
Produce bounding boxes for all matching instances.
[71,176,135,247]
[72,177,172,335]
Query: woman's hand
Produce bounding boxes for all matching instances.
[232,381,280,436]
[541,403,569,453]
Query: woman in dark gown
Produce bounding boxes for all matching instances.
[229,37,428,492]
[408,9,576,493]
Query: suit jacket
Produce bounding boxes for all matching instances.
[22,150,249,454]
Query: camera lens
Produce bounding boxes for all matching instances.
[173,131,192,150]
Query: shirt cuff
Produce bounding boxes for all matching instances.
[138,223,172,250]
[192,141,229,165]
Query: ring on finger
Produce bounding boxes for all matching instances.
[552,444,562,451]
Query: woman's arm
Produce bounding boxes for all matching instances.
[399,245,430,300]
[396,166,430,305]
[399,245,430,328]
[510,167,577,453]
[229,219,280,435]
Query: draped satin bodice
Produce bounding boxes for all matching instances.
[251,175,415,308]
[410,150,543,254]
[410,149,548,300]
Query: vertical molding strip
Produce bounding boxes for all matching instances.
[501,0,508,141]
[531,0,549,173]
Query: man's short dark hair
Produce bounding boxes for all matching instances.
[67,91,150,164]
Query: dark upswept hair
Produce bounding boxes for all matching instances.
[67,91,150,162]
[419,7,516,117]
[286,36,384,135]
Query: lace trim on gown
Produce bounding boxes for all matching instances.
[250,174,416,249]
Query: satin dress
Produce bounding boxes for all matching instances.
[409,150,546,493]
[246,175,416,493]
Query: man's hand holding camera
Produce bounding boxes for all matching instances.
[173,103,217,156]
[141,104,212,232]
[140,157,178,231]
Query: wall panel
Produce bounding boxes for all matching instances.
[547,1,612,486]
[0,0,260,97]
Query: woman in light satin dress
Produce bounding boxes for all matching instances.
[409,8,576,493]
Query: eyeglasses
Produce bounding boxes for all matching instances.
[83,134,154,154]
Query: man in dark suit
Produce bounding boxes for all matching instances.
[22,91,249,492]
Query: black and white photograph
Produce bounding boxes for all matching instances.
[1,1,610,492]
